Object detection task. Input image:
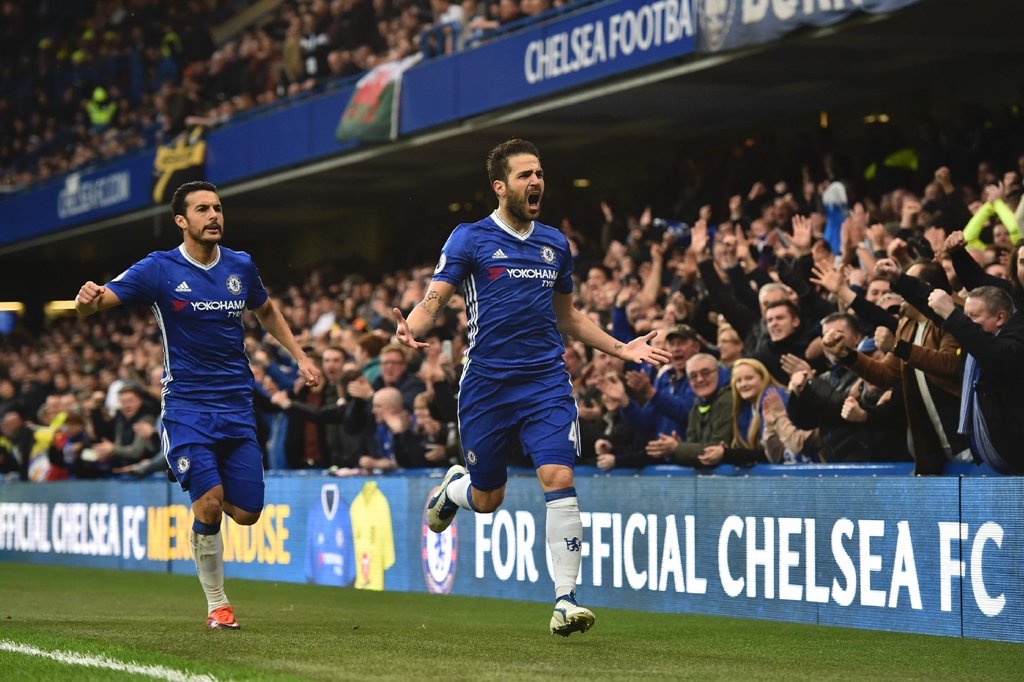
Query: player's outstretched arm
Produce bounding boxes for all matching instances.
[254,298,321,387]
[553,292,672,366]
[394,280,457,350]
[74,281,122,317]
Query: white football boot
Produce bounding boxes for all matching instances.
[549,590,595,637]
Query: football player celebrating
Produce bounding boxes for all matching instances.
[75,181,319,629]
[394,139,671,635]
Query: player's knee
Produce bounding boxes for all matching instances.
[193,495,224,524]
[538,465,574,491]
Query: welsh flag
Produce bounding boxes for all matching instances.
[336,54,422,143]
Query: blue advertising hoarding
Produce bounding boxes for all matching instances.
[431,476,975,639]
[0,479,173,572]
[401,0,698,134]
[0,476,415,591]
[399,0,925,134]
[0,87,358,247]
[960,478,1024,644]
[206,86,359,186]
[0,152,154,247]
[3,472,1016,642]
[693,0,921,53]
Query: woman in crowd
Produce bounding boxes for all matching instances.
[714,320,744,369]
[699,357,814,466]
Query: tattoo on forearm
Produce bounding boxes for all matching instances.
[613,343,623,351]
[417,291,449,321]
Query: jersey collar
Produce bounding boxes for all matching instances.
[491,211,534,241]
[178,243,221,270]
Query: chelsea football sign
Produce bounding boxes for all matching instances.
[695,0,924,53]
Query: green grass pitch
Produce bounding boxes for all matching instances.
[0,562,1020,681]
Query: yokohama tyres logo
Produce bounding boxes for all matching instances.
[488,267,558,281]
[191,300,245,311]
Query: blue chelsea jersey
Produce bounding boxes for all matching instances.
[305,485,356,587]
[105,244,269,412]
[432,212,574,375]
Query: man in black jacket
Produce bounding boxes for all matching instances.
[750,299,818,384]
[927,285,1024,474]
[788,313,909,462]
[271,350,373,469]
[87,382,160,476]
[0,410,33,481]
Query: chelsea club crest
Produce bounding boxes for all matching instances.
[540,246,555,264]
[226,274,242,295]
[696,0,736,53]
[422,487,458,594]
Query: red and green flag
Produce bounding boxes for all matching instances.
[337,55,421,143]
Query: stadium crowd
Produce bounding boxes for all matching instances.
[3,0,1024,482]
[3,102,1024,481]
[0,0,580,191]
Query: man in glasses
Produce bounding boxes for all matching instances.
[645,353,734,466]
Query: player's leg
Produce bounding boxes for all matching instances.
[536,464,582,600]
[191,485,234,628]
[521,375,594,636]
[217,409,266,526]
[163,413,237,629]
[428,433,509,529]
[201,410,266,628]
[222,500,261,525]
[427,366,512,530]
[536,463,593,636]
[447,475,505,512]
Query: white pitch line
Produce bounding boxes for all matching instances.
[0,639,221,681]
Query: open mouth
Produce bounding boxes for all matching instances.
[527,192,541,209]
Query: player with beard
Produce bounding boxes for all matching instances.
[74,181,320,629]
[393,139,671,635]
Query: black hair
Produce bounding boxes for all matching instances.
[908,260,952,293]
[820,312,861,335]
[486,138,540,184]
[170,181,219,219]
[764,299,800,320]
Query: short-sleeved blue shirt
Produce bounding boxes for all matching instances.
[432,212,574,376]
[105,243,268,413]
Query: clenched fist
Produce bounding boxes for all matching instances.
[927,289,956,319]
[74,281,107,316]
[821,328,849,359]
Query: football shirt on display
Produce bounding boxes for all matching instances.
[350,481,395,591]
[305,483,356,587]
